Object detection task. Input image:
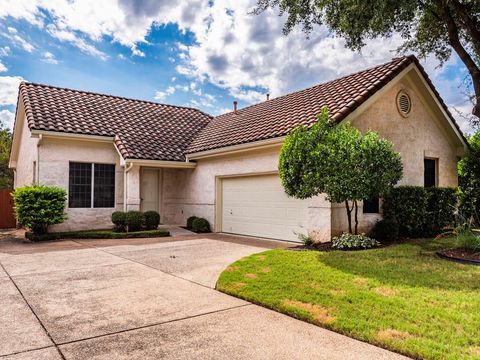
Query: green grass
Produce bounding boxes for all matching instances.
[26,228,170,241]
[217,237,480,360]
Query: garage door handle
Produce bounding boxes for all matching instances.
[230,210,233,215]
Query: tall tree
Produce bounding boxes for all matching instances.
[255,0,480,125]
[279,108,403,234]
[0,125,13,188]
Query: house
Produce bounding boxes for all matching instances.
[8,55,468,242]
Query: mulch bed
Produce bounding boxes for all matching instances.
[437,248,480,265]
[290,242,334,251]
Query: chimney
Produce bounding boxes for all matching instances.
[233,100,238,113]
[266,93,270,101]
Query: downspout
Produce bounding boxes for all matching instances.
[36,134,42,184]
[123,162,133,211]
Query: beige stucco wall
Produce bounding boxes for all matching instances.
[161,148,332,242]
[14,107,38,188]
[38,137,123,231]
[331,79,461,236]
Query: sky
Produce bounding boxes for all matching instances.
[0,0,475,133]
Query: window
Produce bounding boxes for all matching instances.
[424,158,437,187]
[69,162,115,208]
[363,197,380,214]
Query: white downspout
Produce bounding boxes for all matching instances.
[36,134,42,184]
[123,162,134,211]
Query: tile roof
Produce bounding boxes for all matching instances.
[19,83,212,161]
[187,55,466,154]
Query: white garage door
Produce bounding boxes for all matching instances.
[221,174,308,242]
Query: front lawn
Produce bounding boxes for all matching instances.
[217,237,480,360]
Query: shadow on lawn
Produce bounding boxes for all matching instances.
[318,238,480,292]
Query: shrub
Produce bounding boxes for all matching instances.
[192,217,210,233]
[12,185,67,234]
[296,232,315,246]
[369,217,399,243]
[25,229,170,241]
[332,233,380,250]
[144,211,160,230]
[457,230,480,252]
[384,186,458,238]
[111,211,127,232]
[423,187,457,236]
[383,186,428,237]
[126,210,144,232]
[186,216,198,230]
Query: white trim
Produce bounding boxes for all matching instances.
[124,158,196,168]
[113,141,126,166]
[186,137,285,160]
[30,130,115,143]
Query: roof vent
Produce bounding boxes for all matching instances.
[266,93,270,101]
[233,100,238,113]
[396,91,411,117]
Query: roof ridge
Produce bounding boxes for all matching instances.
[20,81,213,118]
[216,55,415,117]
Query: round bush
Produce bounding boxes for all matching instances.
[144,211,160,230]
[12,185,67,234]
[369,218,399,243]
[111,211,127,232]
[332,233,380,250]
[126,211,144,232]
[186,216,198,230]
[192,217,210,233]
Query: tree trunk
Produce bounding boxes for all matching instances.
[354,200,359,235]
[433,0,480,119]
[345,200,353,234]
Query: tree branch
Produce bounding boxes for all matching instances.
[447,0,480,56]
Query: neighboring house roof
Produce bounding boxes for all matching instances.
[19,82,212,161]
[187,55,466,154]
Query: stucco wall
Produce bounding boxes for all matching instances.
[38,137,123,231]
[14,108,38,188]
[161,148,332,242]
[331,80,460,235]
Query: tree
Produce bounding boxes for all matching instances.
[255,0,480,125]
[457,129,480,224]
[279,108,403,234]
[0,126,13,188]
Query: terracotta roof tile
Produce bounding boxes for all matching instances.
[187,55,466,154]
[19,83,212,161]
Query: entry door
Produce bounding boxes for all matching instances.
[141,169,160,212]
[221,174,308,242]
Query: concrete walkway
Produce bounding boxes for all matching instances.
[0,232,409,359]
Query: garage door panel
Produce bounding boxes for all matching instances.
[221,175,308,242]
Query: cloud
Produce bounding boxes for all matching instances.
[0,46,11,57]
[46,24,108,60]
[0,61,7,72]
[154,85,176,102]
[2,26,35,52]
[0,76,24,106]
[41,51,59,64]
[0,109,15,130]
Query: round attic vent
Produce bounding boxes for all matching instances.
[396,91,411,116]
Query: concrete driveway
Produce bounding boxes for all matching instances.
[0,231,408,360]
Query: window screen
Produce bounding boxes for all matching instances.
[69,162,92,208]
[424,159,437,187]
[363,197,380,214]
[94,164,115,208]
[69,162,115,208]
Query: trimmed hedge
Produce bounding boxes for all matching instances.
[26,229,170,242]
[111,211,127,232]
[186,216,198,230]
[192,217,210,233]
[12,185,67,234]
[383,186,457,238]
[126,210,144,232]
[369,217,399,242]
[144,211,160,230]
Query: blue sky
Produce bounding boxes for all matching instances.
[0,0,474,133]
